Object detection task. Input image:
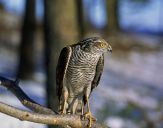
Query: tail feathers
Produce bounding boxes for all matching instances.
[76,99,84,115]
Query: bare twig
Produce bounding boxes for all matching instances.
[0,76,56,114]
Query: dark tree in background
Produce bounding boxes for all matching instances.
[106,0,119,32]
[17,0,36,79]
[44,1,79,127]
[76,0,85,39]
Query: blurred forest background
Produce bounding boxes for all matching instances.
[0,0,163,128]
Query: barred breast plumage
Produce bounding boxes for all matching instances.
[56,37,112,122]
[66,45,100,96]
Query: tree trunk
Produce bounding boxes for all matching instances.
[17,0,36,79]
[75,0,85,39]
[106,0,119,33]
[43,1,79,127]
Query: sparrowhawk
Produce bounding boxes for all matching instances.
[56,37,112,127]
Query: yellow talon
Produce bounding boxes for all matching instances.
[84,96,96,127]
[84,111,96,127]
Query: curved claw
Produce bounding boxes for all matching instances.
[59,111,66,115]
[84,111,96,127]
[58,107,66,115]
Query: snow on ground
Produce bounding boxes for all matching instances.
[0,80,47,128]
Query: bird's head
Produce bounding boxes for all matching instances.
[80,37,112,54]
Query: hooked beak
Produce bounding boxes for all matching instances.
[108,45,112,53]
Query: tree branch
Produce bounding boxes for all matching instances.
[0,76,109,128]
[0,102,109,128]
[0,102,81,128]
[0,76,56,114]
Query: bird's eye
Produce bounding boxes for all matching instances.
[99,43,105,48]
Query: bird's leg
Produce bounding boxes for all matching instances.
[81,100,84,115]
[60,89,68,114]
[84,95,96,127]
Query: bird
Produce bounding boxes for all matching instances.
[56,37,112,127]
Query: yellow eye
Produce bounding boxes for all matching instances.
[100,43,105,48]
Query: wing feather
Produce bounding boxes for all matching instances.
[91,54,104,91]
[56,46,72,100]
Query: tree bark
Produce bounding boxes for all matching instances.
[106,0,119,32]
[17,0,36,79]
[43,0,79,126]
